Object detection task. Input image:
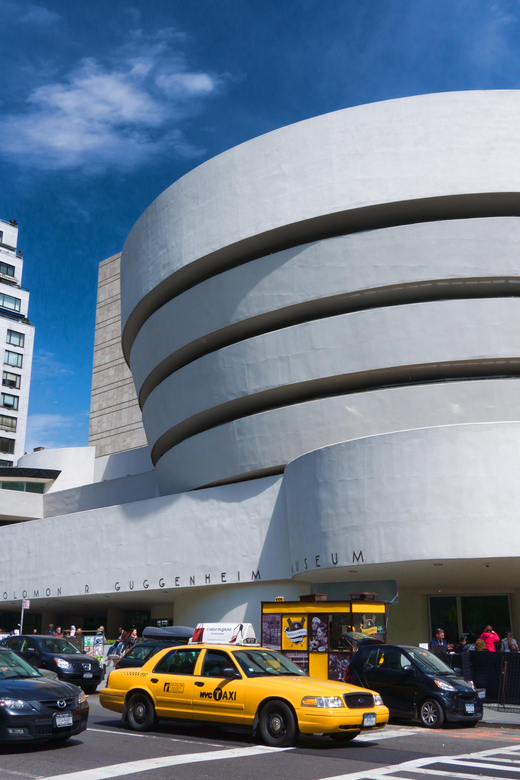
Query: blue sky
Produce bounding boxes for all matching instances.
[1,0,519,451]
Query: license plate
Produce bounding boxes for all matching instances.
[83,672,93,678]
[465,703,475,714]
[55,713,73,728]
[363,713,377,727]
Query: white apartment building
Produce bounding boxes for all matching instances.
[0,219,34,465]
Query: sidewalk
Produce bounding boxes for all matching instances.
[482,704,520,728]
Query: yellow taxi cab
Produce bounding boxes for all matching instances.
[100,623,389,747]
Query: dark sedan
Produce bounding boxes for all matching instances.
[115,626,194,670]
[0,647,89,743]
[346,643,483,728]
[0,635,103,694]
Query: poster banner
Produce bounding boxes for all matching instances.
[93,633,104,661]
[285,651,309,675]
[262,613,282,650]
[192,623,257,645]
[83,635,94,656]
[309,614,328,652]
[328,652,352,682]
[282,616,308,651]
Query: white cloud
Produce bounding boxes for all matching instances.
[32,351,74,380]
[0,31,223,172]
[25,412,88,452]
[20,3,61,25]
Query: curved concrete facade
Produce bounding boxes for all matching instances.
[283,422,520,577]
[122,92,520,501]
[4,91,520,645]
[130,217,520,405]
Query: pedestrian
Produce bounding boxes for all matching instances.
[123,628,138,654]
[69,625,76,637]
[501,631,519,652]
[115,627,128,655]
[45,623,56,635]
[55,626,63,638]
[480,625,500,651]
[455,635,469,653]
[430,628,453,652]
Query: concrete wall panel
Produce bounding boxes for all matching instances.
[283,423,520,575]
[121,91,520,355]
[143,298,520,461]
[129,217,520,400]
[155,379,520,494]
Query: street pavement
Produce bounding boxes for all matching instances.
[483,704,520,728]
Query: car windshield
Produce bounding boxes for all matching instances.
[404,647,454,674]
[0,651,41,679]
[40,638,81,654]
[233,649,307,677]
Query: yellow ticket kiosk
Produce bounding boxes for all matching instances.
[261,594,388,681]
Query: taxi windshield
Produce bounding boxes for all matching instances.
[233,649,307,677]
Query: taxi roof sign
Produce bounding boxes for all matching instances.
[190,622,259,646]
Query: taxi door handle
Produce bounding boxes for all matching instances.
[195,682,204,687]
[151,678,158,684]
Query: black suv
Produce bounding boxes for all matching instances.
[346,643,483,728]
[115,625,193,670]
[0,635,103,694]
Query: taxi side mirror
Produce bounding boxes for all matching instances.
[222,667,241,679]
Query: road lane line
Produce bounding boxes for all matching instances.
[356,727,421,741]
[87,727,224,746]
[42,744,292,780]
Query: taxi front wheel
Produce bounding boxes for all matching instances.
[259,700,298,747]
[127,693,157,732]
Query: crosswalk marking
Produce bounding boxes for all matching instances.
[318,742,520,780]
[41,744,291,780]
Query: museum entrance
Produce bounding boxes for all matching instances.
[429,594,511,645]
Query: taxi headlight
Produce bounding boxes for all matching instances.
[301,696,345,708]
[373,694,384,706]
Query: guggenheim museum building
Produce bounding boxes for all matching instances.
[2,90,520,645]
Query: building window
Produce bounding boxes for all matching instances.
[0,481,44,494]
[6,330,24,348]
[4,351,22,368]
[0,459,12,467]
[0,438,15,454]
[0,262,15,278]
[2,372,20,389]
[0,294,20,313]
[0,393,18,411]
[0,415,17,432]
[25,482,45,494]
